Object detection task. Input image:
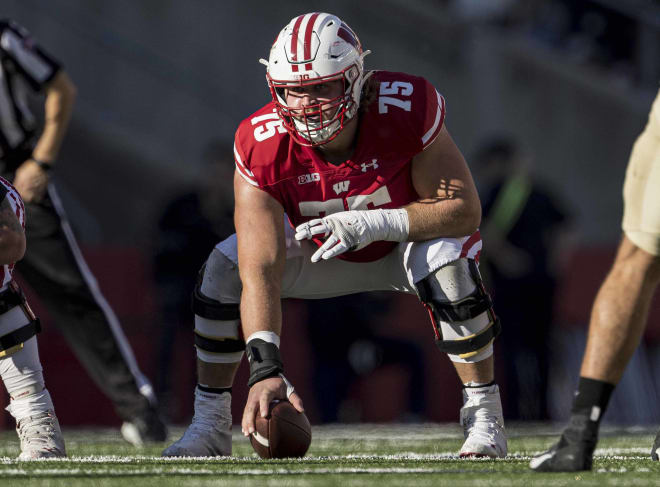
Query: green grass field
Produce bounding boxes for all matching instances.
[1,423,659,486]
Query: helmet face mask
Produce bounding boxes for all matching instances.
[261,13,368,146]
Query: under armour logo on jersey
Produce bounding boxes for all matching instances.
[298,173,320,185]
[332,180,350,195]
[361,159,379,172]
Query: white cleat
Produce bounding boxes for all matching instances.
[15,411,66,460]
[162,389,232,457]
[459,384,507,458]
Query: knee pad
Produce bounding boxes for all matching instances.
[0,283,41,359]
[192,263,245,364]
[416,259,500,363]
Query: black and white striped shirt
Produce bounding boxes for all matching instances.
[0,19,61,161]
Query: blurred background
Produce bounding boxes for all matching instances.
[1,0,659,429]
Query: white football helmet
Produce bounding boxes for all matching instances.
[260,12,370,146]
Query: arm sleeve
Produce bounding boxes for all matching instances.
[0,21,61,91]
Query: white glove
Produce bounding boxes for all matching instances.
[294,209,409,262]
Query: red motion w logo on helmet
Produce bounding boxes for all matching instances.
[288,13,320,72]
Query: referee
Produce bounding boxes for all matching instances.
[0,18,166,445]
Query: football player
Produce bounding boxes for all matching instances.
[531,89,660,471]
[164,12,506,458]
[0,176,65,459]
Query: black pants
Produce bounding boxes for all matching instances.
[12,177,153,421]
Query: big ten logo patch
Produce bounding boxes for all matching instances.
[298,173,320,185]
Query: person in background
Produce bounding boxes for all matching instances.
[474,137,571,420]
[0,18,166,445]
[152,141,234,420]
[307,293,426,423]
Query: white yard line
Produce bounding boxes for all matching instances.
[0,448,651,465]
[0,463,657,477]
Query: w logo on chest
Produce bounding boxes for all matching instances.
[333,180,350,195]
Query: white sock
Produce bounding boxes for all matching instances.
[0,337,45,400]
[194,387,232,426]
[6,389,55,421]
[463,383,499,399]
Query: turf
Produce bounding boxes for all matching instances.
[1,423,659,486]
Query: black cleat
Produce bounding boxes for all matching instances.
[121,407,168,446]
[529,414,597,472]
[651,429,660,460]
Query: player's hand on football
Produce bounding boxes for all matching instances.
[14,159,49,203]
[242,376,304,436]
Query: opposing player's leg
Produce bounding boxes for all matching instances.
[530,236,660,471]
[532,91,660,471]
[416,258,506,458]
[0,285,65,459]
[162,250,242,457]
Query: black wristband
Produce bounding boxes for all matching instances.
[246,338,283,387]
[197,384,232,395]
[31,158,53,172]
[571,377,615,422]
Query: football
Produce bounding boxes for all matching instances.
[250,400,312,458]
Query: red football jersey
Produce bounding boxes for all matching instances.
[234,70,445,262]
[0,177,25,287]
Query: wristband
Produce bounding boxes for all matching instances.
[382,208,410,241]
[365,208,409,242]
[31,158,53,172]
[246,330,280,348]
[246,338,283,387]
